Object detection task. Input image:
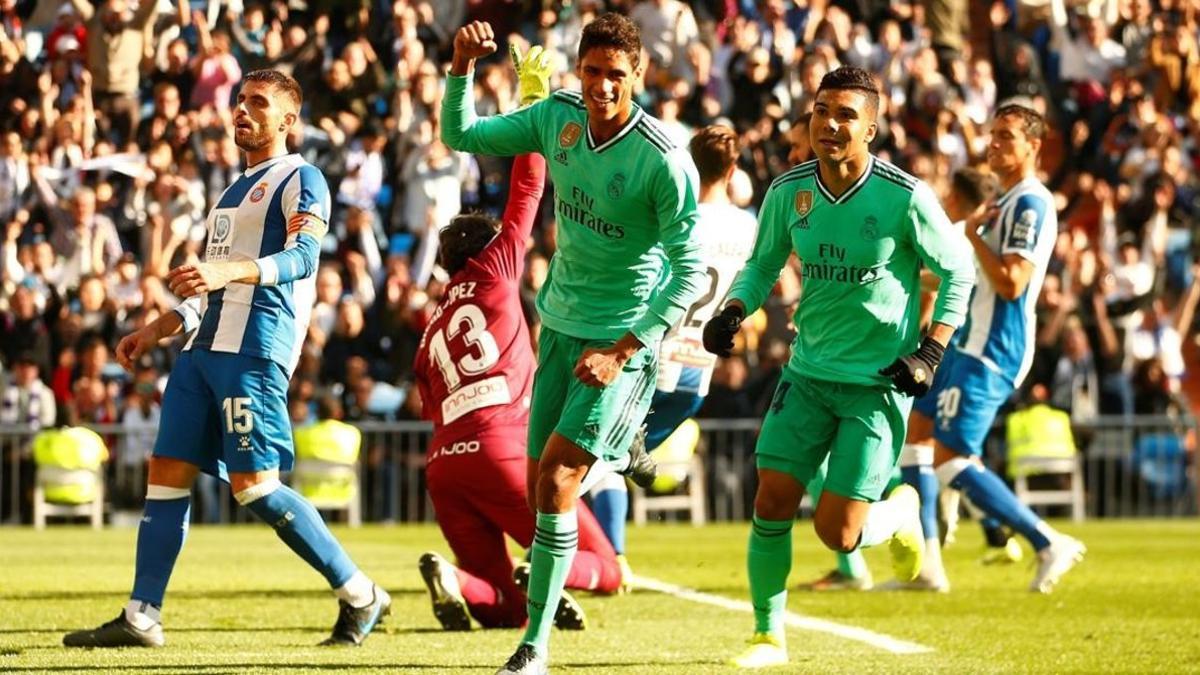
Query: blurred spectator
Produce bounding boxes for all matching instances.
[1,284,51,373]
[1,351,55,428]
[0,1,1197,504]
[70,0,157,146]
[118,362,159,470]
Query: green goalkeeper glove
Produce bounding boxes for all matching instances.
[509,43,552,106]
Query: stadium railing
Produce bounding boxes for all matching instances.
[0,416,1195,525]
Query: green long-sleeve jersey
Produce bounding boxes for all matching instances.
[728,157,975,386]
[441,75,706,346]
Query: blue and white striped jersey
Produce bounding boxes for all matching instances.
[955,176,1057,387]
[175,154,329,377]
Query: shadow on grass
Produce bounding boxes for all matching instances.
[0,666,481,673]
[0,658,721,672]
[0,626,447,637]
[0,589,424,602]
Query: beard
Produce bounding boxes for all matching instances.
[234,125,273,152]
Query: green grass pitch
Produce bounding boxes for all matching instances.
[2,520,1198,673]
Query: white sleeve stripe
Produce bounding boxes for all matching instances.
[256,257,280,286]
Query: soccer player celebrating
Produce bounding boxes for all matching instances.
[587,124,757,570]
[804,166,1002,593]
[703,66,975,669]
[442,15,706,675]
[63,70,390,649]
[896,103,1085,593]
[414,151,623,632]
[413,47,621,633]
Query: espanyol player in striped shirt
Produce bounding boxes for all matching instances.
[899,104,1085,594]
[63,70,390,649]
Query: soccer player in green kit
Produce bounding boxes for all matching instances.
[441,15,706,675]
[702,67,976,669]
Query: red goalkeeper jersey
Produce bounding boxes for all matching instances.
[414,153,545,449]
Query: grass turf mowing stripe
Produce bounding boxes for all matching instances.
[631,574,934,655]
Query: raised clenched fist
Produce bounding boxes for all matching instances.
[453,21,498,61]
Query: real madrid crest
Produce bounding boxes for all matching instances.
[559,122,582,149]
[249,182,269,203]
[607,173,626,199]
[861,215,879,240]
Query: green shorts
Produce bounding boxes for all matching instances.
[756,371,912,502]
[527,327,657,464]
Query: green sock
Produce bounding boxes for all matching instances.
[748,516,792,640]
[521,510,578,657]
[836,549,869,579]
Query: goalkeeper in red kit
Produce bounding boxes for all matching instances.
[411,46,621,632]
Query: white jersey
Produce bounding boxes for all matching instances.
[657,202,757,395]
[955,176,1057,386]
[179,154,330,376]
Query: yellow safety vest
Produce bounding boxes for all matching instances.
[292,420,361,505]
[32,426,109,504]
[1005,404,1076,478]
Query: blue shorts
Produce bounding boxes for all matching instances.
[153,350,294,478]
[912,348,1015,457]
[644,388,705,451]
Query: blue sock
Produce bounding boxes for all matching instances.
[901,464,939,542]
[590,474,629,555]
[947,463,1051,551]
[131,496,190,607]
[243,484,358,588]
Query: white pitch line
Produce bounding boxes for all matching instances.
[632,574,934,655]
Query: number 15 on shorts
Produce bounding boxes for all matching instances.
[223,397,254,434]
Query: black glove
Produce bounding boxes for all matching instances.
[878,337,946,397]
[702,305,745,357]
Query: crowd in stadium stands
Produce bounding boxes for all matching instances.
[1,0,1199,470]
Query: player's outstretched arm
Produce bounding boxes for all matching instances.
[482,153,547,281]
[628,153,707,348]
[722,184,794,321]
[908,182,975,334]
[441,22,543,158]
[114,302,193,372]
[878,183,976,397]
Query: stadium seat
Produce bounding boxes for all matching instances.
[292,419,363,527]
[631,419,706,526]
[1011,455,1086,522]
[292,460,362,527]
[32,426,109,530]
[33,469,105,530]
[1007,402,1085,521]
[1129,433,1189,502]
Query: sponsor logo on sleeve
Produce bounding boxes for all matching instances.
[795,190,813,216]
[559,122,582,148]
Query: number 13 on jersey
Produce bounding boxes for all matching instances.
[427,303,512,424]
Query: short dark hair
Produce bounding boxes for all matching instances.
[689,125,740,186]
[316,393,342,421]
[815,66,880,116]
[994,103,1046,141]
[439,214,501,276]
[242,69,303,109]
[578,12,641,68]
[950,167,1000,212]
